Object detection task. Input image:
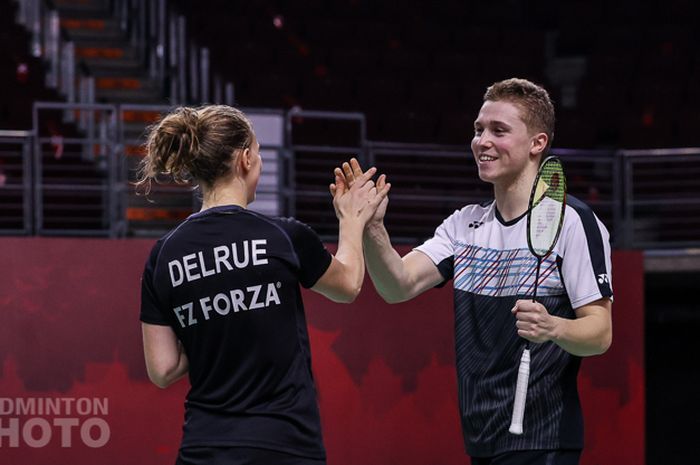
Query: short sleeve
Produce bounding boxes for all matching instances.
[560,199,614,309]
[139,242,171,325]
[414,211,458,283]
[282,218,332,288]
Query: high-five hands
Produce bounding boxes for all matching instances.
[329,158,391,226]
[330,158,390,227]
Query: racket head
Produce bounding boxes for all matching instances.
[526,156,567,259]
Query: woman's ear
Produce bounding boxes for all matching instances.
[234,147,251,173]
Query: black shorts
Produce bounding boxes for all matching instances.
[471,449,581,465]
[175,446,326,465]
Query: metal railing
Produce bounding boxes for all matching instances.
[32,102,120,236]
[365,141,483,242]
[2,104,700,249]
[619,148,700,249]
[286,123,700,249]
[285,109,367,230]
[301,143,622,245]
[0,130,34,235]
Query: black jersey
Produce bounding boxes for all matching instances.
[140,205,332,459]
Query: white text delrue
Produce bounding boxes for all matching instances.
[168,239,269,288]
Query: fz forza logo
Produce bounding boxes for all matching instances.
[597,274,609,285]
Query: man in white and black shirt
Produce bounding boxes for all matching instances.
[334,78,613,465]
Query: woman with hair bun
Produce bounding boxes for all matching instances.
[138,105,389,465]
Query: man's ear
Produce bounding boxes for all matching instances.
[531,132,549,156]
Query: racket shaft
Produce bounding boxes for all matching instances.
[509,348,531,435]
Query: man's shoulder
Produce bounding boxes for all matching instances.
[563,195,608,232]
[565,194,594,216]
[444,199,494,224]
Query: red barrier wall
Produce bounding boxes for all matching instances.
[0,238,644,465]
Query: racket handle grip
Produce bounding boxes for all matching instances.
[509,348,531,435]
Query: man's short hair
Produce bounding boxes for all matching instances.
[484,78,555,151]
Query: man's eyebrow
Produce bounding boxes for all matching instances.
[489,120,512,127]
[474,119,512,127]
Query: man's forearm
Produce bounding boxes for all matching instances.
[552,310,612,357]
[363,223,413,303]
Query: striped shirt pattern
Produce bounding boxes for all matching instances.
[453,243,562,297]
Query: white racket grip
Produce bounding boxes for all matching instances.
[509,348,531,435]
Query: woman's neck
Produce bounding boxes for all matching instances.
[200,180,248,211]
